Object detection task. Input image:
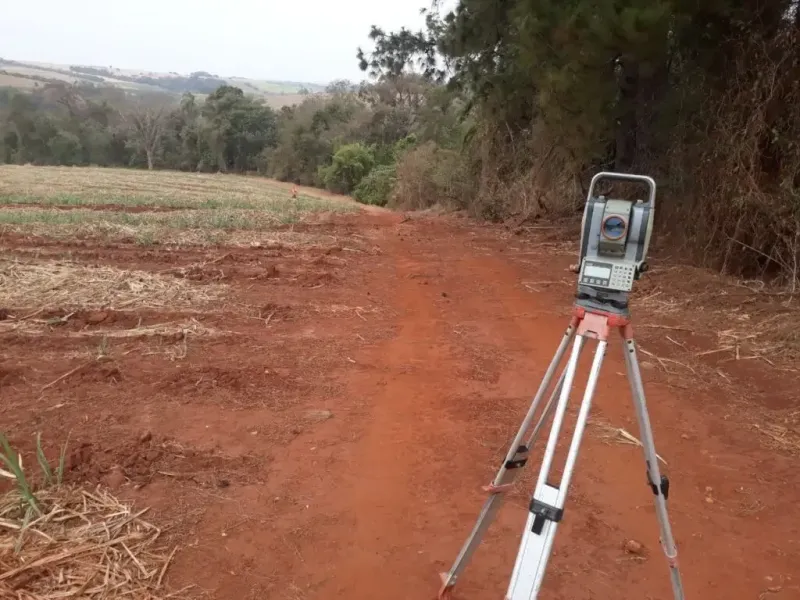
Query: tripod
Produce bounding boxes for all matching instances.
[438,304,685,600]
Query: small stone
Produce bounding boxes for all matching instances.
[681,434,690,440]
[138,431,152,444]
[216,479,230,489]
[106,466,126,490]
[705,486,713,493]
[624,540,645,555]
[705,496,715,504]
[442,292,448,298]
[305,409,333,423]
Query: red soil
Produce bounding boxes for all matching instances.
[1,209,797,599]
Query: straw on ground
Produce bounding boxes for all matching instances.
[0,259,227,312]
[0,485,187,600]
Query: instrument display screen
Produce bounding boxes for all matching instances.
[584,265,611,279]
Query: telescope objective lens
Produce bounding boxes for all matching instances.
[602,216,626,240]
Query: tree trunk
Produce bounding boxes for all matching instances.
[145,148,154,170]
[614,56,639,171]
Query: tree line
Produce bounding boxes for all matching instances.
[357,0,800,282]
[3,0,800,281]
[0,74,467,208]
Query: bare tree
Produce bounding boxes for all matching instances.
[123,96,170,170]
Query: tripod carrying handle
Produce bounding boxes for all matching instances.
[587,172,656,208]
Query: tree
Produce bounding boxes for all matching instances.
[201,85,277,172]
[320,143,375,193]
[124,96,171,169]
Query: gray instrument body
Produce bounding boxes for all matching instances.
[575,172,655,315]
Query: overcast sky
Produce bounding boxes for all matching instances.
[0,0,452,84]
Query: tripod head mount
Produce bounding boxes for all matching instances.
[574,172,656,315]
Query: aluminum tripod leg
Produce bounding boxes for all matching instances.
[622,333,685,600]
[438,320,578,599]
[505,333,607,600]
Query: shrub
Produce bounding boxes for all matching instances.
[320,143,375,194]
[353,164,396,206]
[391,141,470,210]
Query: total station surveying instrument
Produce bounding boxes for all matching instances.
[438,172,685,600]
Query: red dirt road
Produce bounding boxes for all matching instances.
[2,209,798,599]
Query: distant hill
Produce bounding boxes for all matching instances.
[0,58,327,108]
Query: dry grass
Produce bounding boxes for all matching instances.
[0,317,227,340]
[590,419,668,465]
[749,408,800,455]
[0,259,226,312]
[0,485,187,600]
[636,265,800,363]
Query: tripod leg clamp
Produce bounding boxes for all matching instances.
[487,445,530,493]
[647,471,670,500]
[505,445,529,470]
[529,498,563,535]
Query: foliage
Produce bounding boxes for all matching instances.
[201,86,277,172]
[0,83,278,174]
[356,0,800,282]
[320,143,375,193]
[261,93,367,185]
[0,432,69,515]
[391,141,470,211]
[353,164,396,206]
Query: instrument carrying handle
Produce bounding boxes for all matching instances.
[587,172,656,207]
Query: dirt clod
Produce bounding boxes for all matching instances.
[105,465,126,490]
[139,430,153,444]
[85,310,109,324]
[624,540,645,555]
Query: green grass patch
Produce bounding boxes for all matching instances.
[0,192,356,213]
[0,202,355,230]
[0,432,69,516]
